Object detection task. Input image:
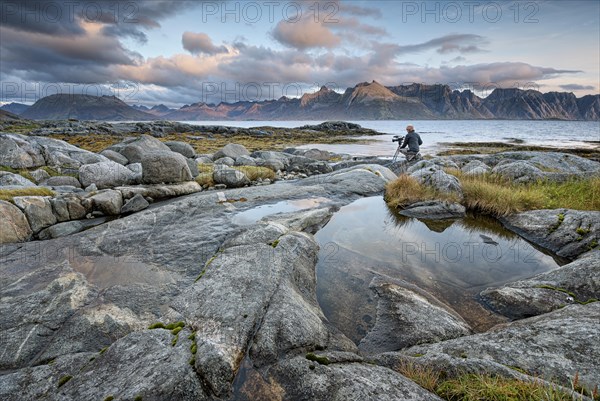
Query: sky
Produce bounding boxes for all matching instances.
[1,0,599,107]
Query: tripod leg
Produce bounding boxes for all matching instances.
[392,146,401,163]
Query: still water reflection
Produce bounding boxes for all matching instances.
[315,197,564,342]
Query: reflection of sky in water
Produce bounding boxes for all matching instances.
[317,197,559,291]
[314,196,564,339]
[232,197,331,225]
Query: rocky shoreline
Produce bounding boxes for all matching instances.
[1,122,599,400]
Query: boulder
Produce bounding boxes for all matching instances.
[120,193,150,214]
[116,182,202,200]
[0,200,33,243]
[288,155,333,175]
[40,176,82,188]
[387,303,600,391]
[252,151,290,169]
[255,159,285,172]
[261,207,335,234]
[30,169,51,183]
[492,161,544,182]
[234,155,257,166]
[50,197,70,222]
[358,277,471,354]
[213,156,235,166]
[406,160,436,174]
[141,151,193,184]
[501,209,600,259]
[299,148,333,161]
[464,166,489,176]
[0,135,41,169]
[399,201,466,219]
[213,167,250,188]
[264,354,443,401]
[165,141,195,158]
[90,189,123,216]
[480,251,600,319]
[334,157,390,172]
[461,160,491,175]
[79,161,137,189]
[0,172,36,187]
[32,136,108,168]
[411,167,463,196]
[300,164,396,196]
[38,221,86,240]
[12,196,57,233]
[186,158,199,178]
[66,197,88,219]
[120,135,171,163]
[100,149,129,165]
[195,155,213,164]
[213,143,250,160]
[126,162,143,183]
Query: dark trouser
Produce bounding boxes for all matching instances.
[399,148,419,161]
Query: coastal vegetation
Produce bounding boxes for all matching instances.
[385,173,600,216]
[396,361,599,401]
[47,128,374,154]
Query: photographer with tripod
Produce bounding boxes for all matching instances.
[392,125,423,163]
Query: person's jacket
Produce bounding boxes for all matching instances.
[401,131,423,152]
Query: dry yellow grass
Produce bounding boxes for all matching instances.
[385,171,600,217]
[194,163,275,188]
[0,187,55,203]
[384,175,455,208]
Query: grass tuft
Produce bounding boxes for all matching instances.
[385,172,600,217]
[395,360,442,393]
[436,374,587,401]
[234,165,275,181]
[0,166,35,182]
[0,187,55,203]
[384,175,450,208]
[195,163,274,187]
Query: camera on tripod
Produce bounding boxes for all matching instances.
[392,135,404,143]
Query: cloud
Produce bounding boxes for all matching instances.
[272,16,341,49]
[331,17,387,37]
[0,1,200,42]
[559,84,595,91]
[182,32,229,55]
[0,22,138,85]
[396,34,488,55]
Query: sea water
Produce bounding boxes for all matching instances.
[180,120,600,156]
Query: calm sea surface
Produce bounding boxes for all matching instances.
[180,120,600,156]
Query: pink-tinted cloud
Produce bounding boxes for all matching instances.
[272,17,341,49]
[182,32,229,55]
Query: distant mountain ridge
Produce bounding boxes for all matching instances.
[21,94,153,121]
[0,102,30,115]
[17,82,600,121]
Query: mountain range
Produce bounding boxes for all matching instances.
[3,82,599,121]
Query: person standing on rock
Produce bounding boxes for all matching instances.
[399,125,423,161]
